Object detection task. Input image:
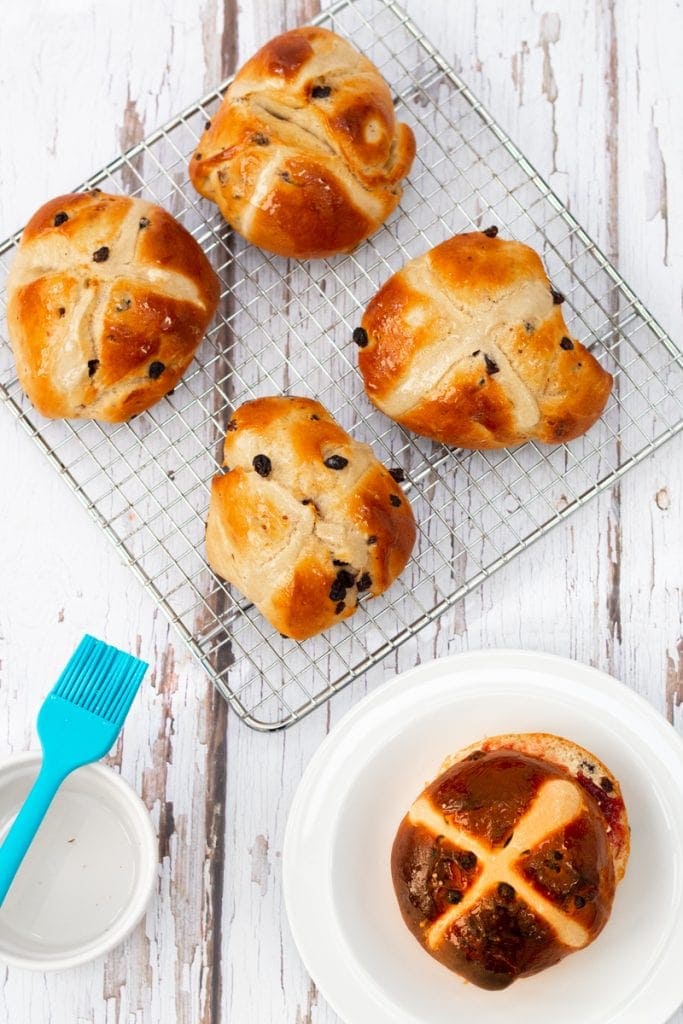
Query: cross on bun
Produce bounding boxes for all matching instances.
[189,27,416,259]
[6,191,220,422]
[391,732,629,990]
[205,396,416,640]
[358,231,613,448]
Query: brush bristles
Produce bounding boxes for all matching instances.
[53,635,148,724]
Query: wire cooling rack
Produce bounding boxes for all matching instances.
[1,0,681,730]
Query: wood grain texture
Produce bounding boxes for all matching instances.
[0,1,681,1022]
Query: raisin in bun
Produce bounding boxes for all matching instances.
[6,191,220,422]
[358,231,613,448]
[391,732,629,991]
[189,27,415,259]
[205,396,416,640]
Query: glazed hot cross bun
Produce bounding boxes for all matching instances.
[6,191,220,422]
[205,396,416,640]
[190,27,416,259]
[391,733,629,990]
[358,231,613,448]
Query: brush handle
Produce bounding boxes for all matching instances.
[0,761,69,905]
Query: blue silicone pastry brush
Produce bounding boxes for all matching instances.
[0,634,148,905]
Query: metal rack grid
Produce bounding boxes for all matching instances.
[0,0,681,730]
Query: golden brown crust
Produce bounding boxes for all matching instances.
[359,232,613,448]
[391,732,629,990]
[7,191,220,422]
[189,27,415,259]
[205,396,416,640]
[257,28,314,79]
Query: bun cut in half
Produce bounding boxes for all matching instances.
[391,732,629,990]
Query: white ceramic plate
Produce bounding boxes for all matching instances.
[283,650,683,1024]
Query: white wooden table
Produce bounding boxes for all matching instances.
[0,2,681,1021]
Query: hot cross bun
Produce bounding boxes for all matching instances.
[6,191,220,422]
[391,732,629,990]
[358,231,613,448]
[189,27,415,259]
[205,395,416,640]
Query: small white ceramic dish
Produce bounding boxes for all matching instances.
[0,753,156,970]
[283,649,683,1024]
